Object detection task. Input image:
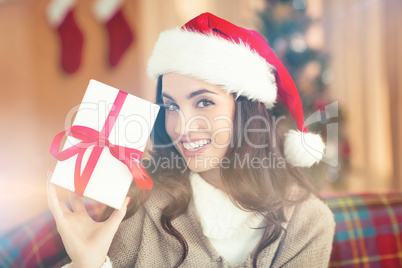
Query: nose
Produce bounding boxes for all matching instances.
[174,109,209,137]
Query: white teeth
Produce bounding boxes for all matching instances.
[183,139,211,151]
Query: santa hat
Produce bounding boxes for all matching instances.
[147,12,325,167]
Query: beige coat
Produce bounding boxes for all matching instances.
[108,188,336,268]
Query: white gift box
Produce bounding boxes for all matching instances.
[51,80,160,209]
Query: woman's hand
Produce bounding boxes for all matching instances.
[46,172,130,268]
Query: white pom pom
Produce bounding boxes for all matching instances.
[284,130,325,167]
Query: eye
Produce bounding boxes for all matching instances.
[163,103,179,111]
[197,99,215,108]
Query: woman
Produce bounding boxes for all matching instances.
[48,12,335,267]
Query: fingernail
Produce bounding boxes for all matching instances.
[126,198,131,207]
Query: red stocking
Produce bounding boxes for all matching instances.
[104,9,134,67]
[56,9,84,73]
[93,0,133,67]
[47,0,83,74]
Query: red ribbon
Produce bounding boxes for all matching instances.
[50,90,152,198]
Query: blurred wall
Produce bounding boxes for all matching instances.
[0,0,264,233]
[323,0,401,192]
[0,0,142,233]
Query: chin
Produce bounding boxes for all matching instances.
[174,143,227,173]
[183,156,209,173]
[182,154,222,174]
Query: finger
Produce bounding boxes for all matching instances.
[46,171,70,217]
[68,191,87,214]
[104,197,130,232]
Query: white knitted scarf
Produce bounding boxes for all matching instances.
[189,172,265,265]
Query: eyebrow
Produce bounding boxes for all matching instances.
[161,89,217,101]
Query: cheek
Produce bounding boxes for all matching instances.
[214,125,232,146]
[165,114,177,139]
[210,117,233,148]
[210,106,235,147]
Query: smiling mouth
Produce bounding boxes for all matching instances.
[182,139,211,151]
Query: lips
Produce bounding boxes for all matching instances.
[180,139,211,157]
[182,139,211,151]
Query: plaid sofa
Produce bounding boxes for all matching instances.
[0,202,104,268]
[325,192,402,268]
[1,192,401,268]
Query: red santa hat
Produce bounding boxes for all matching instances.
[147,12,325,167]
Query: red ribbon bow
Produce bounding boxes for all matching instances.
[50,90,152,199]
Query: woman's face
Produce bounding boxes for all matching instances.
[162,73,235,173]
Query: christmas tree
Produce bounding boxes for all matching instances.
[259,0,350,191]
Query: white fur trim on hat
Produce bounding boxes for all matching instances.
[147,28,278,109]
[284,130,325,167]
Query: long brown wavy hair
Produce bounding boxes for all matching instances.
[103,75,323,267]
